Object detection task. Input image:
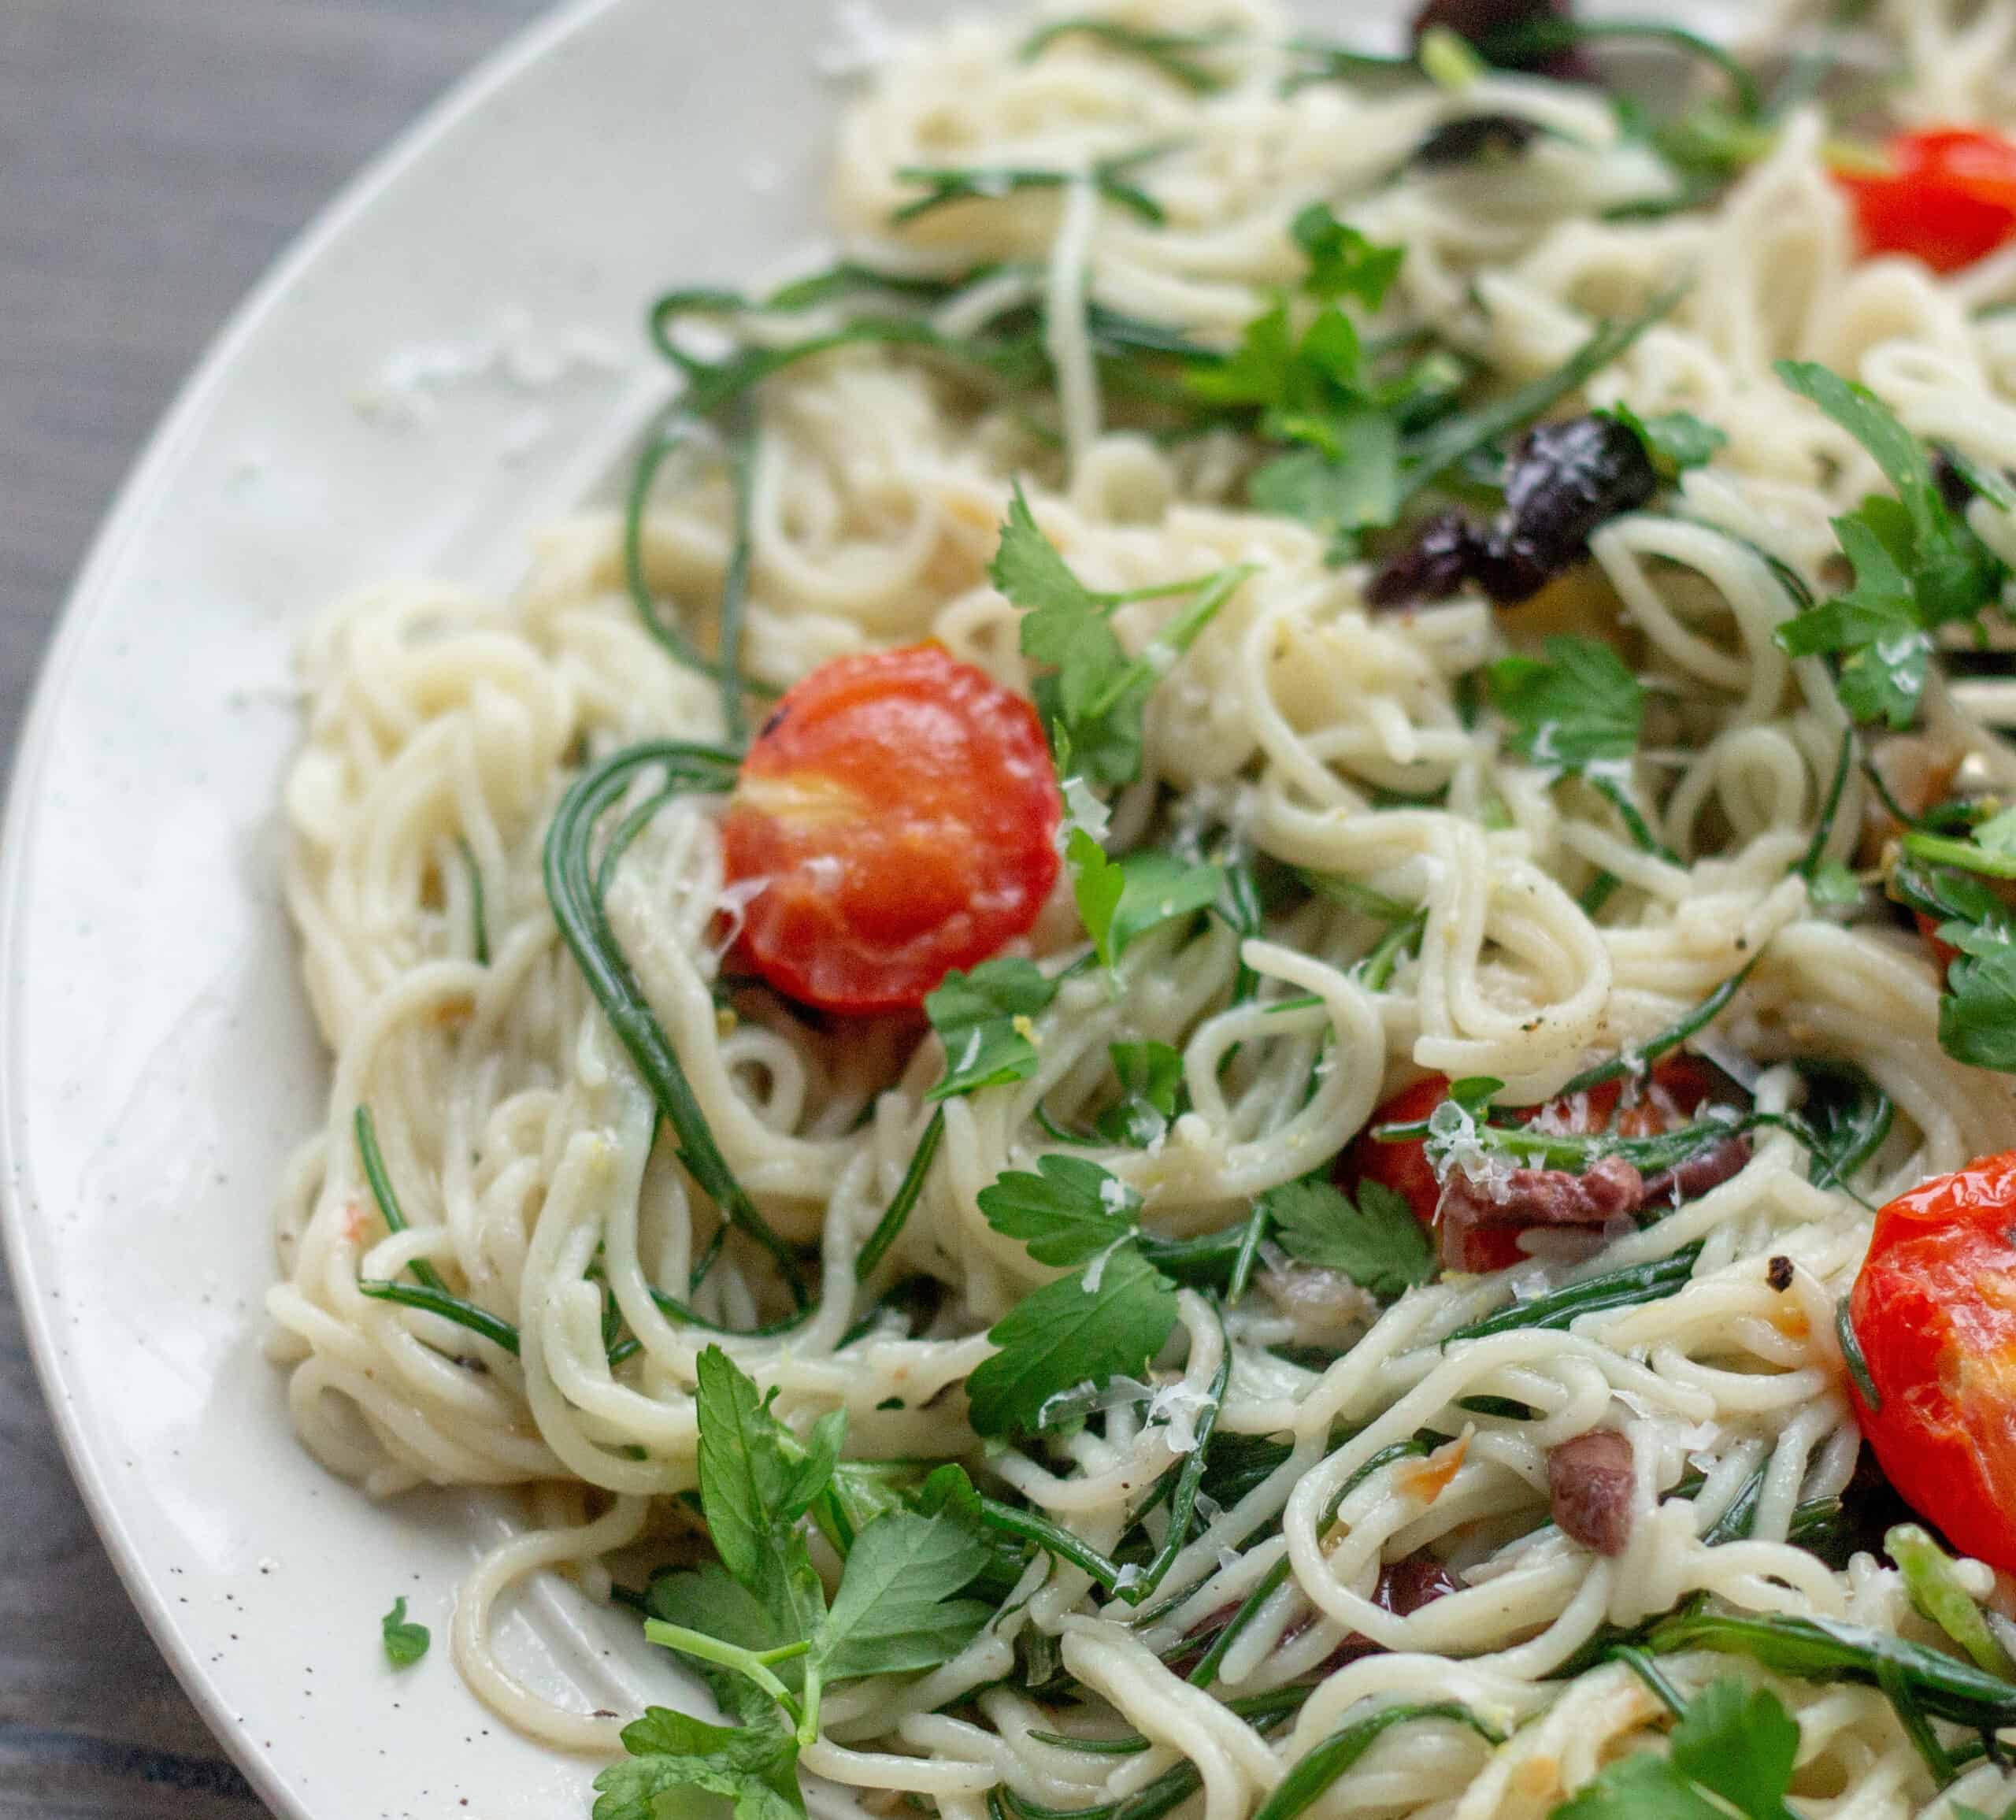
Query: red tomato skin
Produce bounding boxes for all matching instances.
[1848,1151,2016,1573]
[1349,1073,1455,1244]
[1914,909,1962,978]
[721,643,1062,1014]
[1837,129,2016,273]
[1347,1056,1728,1273]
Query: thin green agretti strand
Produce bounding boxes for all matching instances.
[854,1107,947,1282]
[543,741,810,1306]
[354,1105,448,1296]
[356,1279,521,1355]
[1551,955,1760,1099]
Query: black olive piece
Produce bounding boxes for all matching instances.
[1366,510,1489,608]
[1414,113,1545,169]
[1366,414,1658,610]
[1410,0,1593,82]
[1488,413,1658,593]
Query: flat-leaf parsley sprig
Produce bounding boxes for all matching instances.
[1772,358,2005,728]
[598,1348,991,1820]
[1488,634,1673,858]
[991,480,1254,788]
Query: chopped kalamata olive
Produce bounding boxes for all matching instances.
[1368,413,1658,609]
[1311,1553,1463,1671]
[1436,1153,1644,1272]
[1411,0,1591,81]
[1640,1133,1751,1206]
[1366,510,1488,607]
[1377,1554,1462,1614]
[1414,113,1545,169]
[1547,1429,1636,1555]
[1493,415,1659,591]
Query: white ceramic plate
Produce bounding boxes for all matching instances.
[0,2,1750,1815]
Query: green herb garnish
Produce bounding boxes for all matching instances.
[1599,402,1726,479]
[1488,636,1669,857]
[1773,360,2002,728]
[1550,1677,1798,1820]
[925,959,1060,1102]
[380,1596,430,1669]
[606,1351,990,1819]
[1069,832,1225,971]
[1262,1177,1434,1298]
[967,1157,1179,1435]
[992,482,1249,786]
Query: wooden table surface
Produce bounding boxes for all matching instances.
[0,6,547,1812]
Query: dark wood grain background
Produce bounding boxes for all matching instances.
[0,5,547,1812]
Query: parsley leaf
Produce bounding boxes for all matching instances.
[1247,412,1403,545]
[1669,1678,1801,1820]
[1775,508,1932,728]
[1772,360,2003,728]
[813,1510,991,1681]
[1553,1754,1727,1820]
[380,1596,429,1668]
[648,1565,796,1717]
[992,482,1102,629]
[1941,922,2016,1069]
[924,959,1058,1101]
[1291,203,1405,306]
[1943,443,2016,512]
[1890,851,2016,1072]
[1488,636,1644,769]
[993,483,1245,785]
[1188,298,1322,412]
[969,1154,1180,1434]
[695,1346,843,1596]
[1097,1040,1184,1146]
[965,1243,1179,1436]
[1599,402,1725,478]
[976,1153,1140,1265]
[1069,829,1222,969]
[1264,1178,1434,1298]
[1777,359,1998,628]
[1551,1677,1799,1820]
[592,1706,803,1820]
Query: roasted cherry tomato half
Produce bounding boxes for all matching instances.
[1347,1055,1728,1272]
[720,643,1062,1014]
[1847,1151,2016,1573]
[1836,128,2016,273]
